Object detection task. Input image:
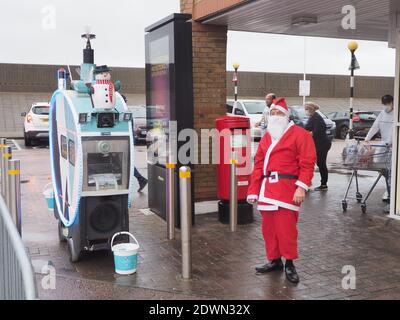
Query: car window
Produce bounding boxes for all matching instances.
[32,106,50,115]
[290,106,307,119]
[327,112,336,119]
[243,101,265,114]
[226,101,234,113]
[233,102,245,115]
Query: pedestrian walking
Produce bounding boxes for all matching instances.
[247,97,316,284]
[121,94,148,192]
[304,102,332,191]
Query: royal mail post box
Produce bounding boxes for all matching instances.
[215,116,254,224]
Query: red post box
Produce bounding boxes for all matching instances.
[215,116,254,224]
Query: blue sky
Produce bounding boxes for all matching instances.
[0,0,395,76]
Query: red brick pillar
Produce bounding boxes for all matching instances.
[181,1,228,201]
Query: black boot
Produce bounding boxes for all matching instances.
[285,260,299,284]
[255,259,284,274]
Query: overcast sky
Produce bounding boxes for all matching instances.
[0,0,395,76]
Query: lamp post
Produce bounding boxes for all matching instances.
[232,62,240,103]
[348,41,360,140]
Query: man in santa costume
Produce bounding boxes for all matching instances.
[247,97,316,283]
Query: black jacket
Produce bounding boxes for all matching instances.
[305,112,330,150]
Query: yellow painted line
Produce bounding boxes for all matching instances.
[8,170,20,175]
[2,153,12,158]
[166,163,176,169]
[179,171,191,179]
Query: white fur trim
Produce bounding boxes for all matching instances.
[270,104,290,116]
[247,195,258,200]
[247,195,258,204]
[257,205,279,211]
[295,180,309,191]
[258,197,300,212]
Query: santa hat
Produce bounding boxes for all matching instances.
[270,97,290,117]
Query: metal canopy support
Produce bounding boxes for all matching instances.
[390,6,400,219]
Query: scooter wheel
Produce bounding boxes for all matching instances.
[67,237,81,263]
[58,220,67,243]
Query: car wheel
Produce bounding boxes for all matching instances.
[24,132,32,147]
[339,125,349,140]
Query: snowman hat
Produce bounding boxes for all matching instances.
[270,97,290,117]
[94,65,112,74]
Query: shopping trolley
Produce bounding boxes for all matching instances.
[341,142,391,213]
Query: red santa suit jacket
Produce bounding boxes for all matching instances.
[247,121,317,212]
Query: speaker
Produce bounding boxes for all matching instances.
[82,195,129,240]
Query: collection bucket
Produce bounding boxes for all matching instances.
[43,183,54,211]
[111,232,140,275]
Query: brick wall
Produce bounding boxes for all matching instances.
[182,1,229,201]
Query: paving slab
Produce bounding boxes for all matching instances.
[12,140,400,300]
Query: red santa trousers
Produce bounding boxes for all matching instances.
[260,208,299,261]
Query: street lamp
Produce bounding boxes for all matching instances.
[347,41,360,140]
[232,62,240,103]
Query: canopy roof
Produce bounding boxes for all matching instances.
[199,0,394,42]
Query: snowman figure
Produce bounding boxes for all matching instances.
[91,65,121,109]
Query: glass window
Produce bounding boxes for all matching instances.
[234,102,245,115]
[32,106,50,115]
[61,135,67,160]
[244,101,265,114]
[68,140,75,166]
[87,152,123,187]
[226,102,234,114]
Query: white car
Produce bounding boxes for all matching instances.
[227,100,266,140]
[21,102,50,146]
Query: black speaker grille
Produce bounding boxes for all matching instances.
[89,203,119,233]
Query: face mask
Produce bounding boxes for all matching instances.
[385,105,393,113]
[267,115,289,140]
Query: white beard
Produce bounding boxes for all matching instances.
[267,116,289,141]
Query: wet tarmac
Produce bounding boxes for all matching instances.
[15,139,400,300]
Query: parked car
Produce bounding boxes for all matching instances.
[129,105,147,144]
[226,100,265,140]
[326,110,380,140]
[288,105,336,141]
[21,102,50,146]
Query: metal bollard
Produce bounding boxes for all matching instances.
[0,138,7,196]
[166,161,176,240]
[2,146,12,201]
[230,152,238,232]
[7,159,21,235]
[179,166,192,280]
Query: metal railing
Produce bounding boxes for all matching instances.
[0,194,37,300]
[0,139,37,300]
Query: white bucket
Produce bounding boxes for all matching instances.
[111,232,140,275]
[42,182,54,211]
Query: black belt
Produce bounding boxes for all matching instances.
[263,172,298,180]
